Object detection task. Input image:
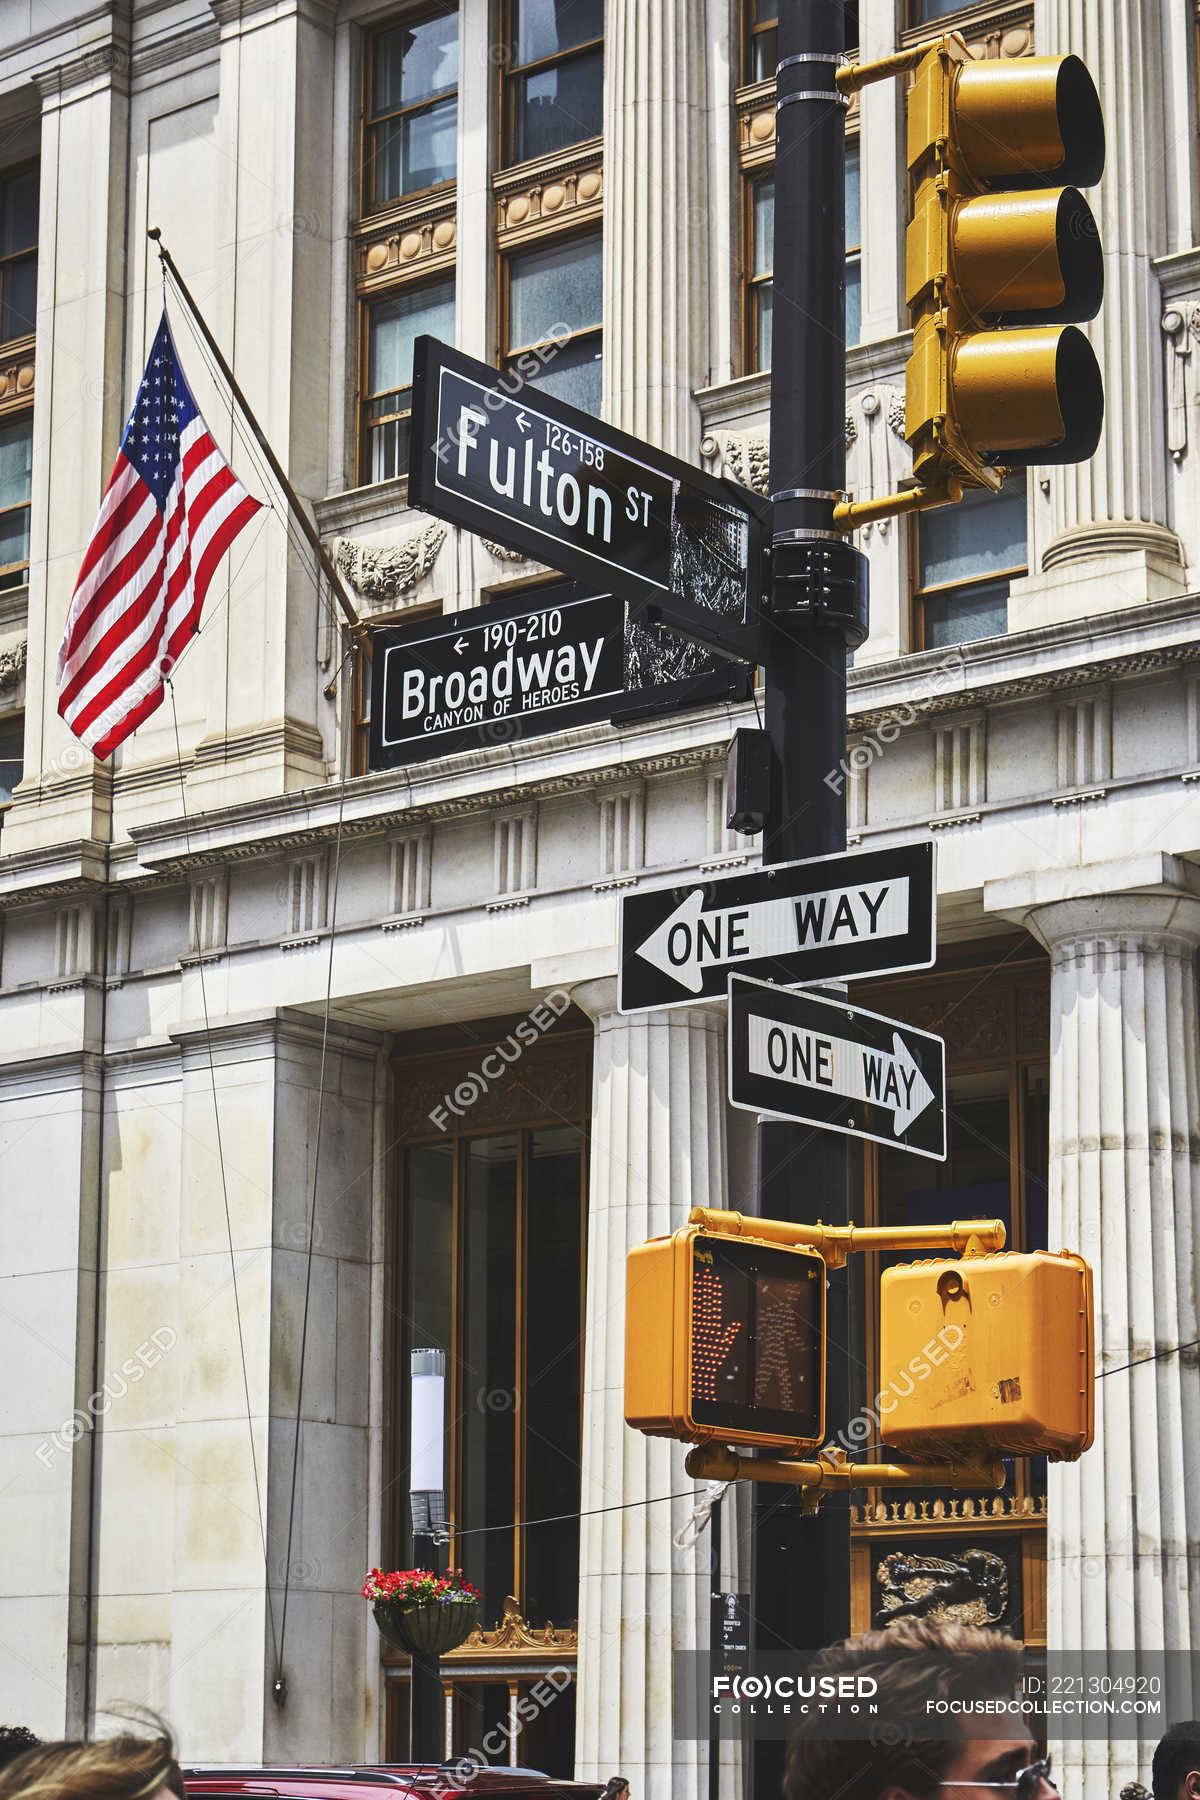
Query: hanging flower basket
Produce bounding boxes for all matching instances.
[364,1568,480,1657]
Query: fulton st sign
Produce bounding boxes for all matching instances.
[407,337,765,661]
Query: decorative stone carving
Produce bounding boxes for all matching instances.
[495,155,602,246]
[0,343,34,418]
[357,206,456,291]
[480,538,528,563]
[707,431,769,497]
[876,1548,1009,1628]
[0,639,27,692]
[334,524,445,602]
[845,385,913,537]
[1161,306,1200,462]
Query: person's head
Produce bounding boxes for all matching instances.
[602,1779,629,1800]
[0,1731,180,1800]
[784,1618,1049,1800]
[1153,1723,1200,1800]
[0,1736,40,1776]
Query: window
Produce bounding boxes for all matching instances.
[0,414,32,590]
[362,277,455,484]
[0,712,22,810]
[0,166,37,345]
[745,151,860,373]
[742,3,857,85]
[503,229,602,415]
[910,0,974,19]
[915,475,1027,649]
[364,6,458,209]
[502,0,604,167]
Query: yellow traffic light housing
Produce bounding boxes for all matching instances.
[878,1248,1095,1461]
[904,35,1105,490]
[624,1225,825,1452]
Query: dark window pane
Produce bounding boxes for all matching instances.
[460,1136,518,1625]
[846,256,861,348]
[751,25,778,83]
[373,9,458,114]
[0,416,32,512]
[451,1682,510,1765]
[845,142,861,249]
[508,234,601,346]
[753,175,774,279]
[918,0,972,15]
[523,1126,584,1627]
[922,577,1010,648]
[2,252,36,341]
[919,474,1027,590]
[0,169,38,259]
[399,1143,455,1572]
[367,280,454,483]
[371,94,458,201]
[511,335,602,415]
[514,0,603,66]
[0,715,22,808]
[755,285,773,371]
[511,46,603,162]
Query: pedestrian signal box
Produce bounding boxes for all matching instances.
[625,1227,825,1451]
[878,1249,1094,1461]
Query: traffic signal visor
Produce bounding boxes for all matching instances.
[906,39,1105,484]
[878,1249,1094,1461]
[625,1226,826,1452]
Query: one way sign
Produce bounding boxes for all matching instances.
[617,842,935,1012]
[728,976,947,1161]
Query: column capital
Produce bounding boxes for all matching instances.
[985,853,1200,952]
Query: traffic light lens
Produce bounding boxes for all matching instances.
[951,324,1103,466]
[690,1234,823,1442]
[954,55,1105,189]
[952,188,1102,325]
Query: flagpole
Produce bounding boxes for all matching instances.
[147,228,368,651]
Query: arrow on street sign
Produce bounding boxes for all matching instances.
[618,842,935,1012]
[728,975,947,1161]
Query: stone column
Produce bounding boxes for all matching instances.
[1007,867,1200,1795]
[572,981,728,1799]
[601,1,710,456]
[1019,0,1185,607]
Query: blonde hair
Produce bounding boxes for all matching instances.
[0,1732,181,1800]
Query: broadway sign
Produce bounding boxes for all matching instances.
[369,587,626,766]
[618,842,936,1012]
[728,975,948,1161]
[408,337,765,663]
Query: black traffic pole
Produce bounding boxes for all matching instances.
[749,1,868,1794]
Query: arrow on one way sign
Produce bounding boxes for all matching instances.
[618,842,936,1012]
[729,975,947,1161]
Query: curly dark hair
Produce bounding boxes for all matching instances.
[783,1618,1024,1800]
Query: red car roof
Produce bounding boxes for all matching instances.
[182,1767,604,1800]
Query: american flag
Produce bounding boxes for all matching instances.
[57,311,263,759]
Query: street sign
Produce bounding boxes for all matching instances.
[369,586,626,767]
[618,842,936,1013]
[407,336,766,663]
[728,975,947,1161]
[368,582,751,769]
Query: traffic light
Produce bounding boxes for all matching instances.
[878,1249,1094,1460]
[625,1226,825,1451]
[905,35,1105,490]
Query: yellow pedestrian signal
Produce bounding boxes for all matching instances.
[624,1226,825,1452]
[905,35,1105,490]
[878,1249,1094,1461]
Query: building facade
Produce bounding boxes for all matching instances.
[0,0,1198,1795]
